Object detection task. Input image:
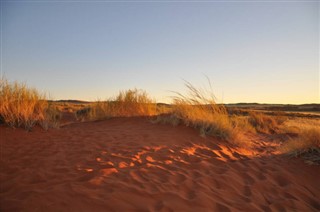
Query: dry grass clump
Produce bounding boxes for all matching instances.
[53,101,91,113]
[112,89,156,117]
[282,117,320,134]
[40,104,61,130]
[280,127,320,165]
[0,78,60,130]
[230,115,256,134]
[248,111,285,134]
[155,103,172,115]
[76,89,157,121]
[76,101,109,121]
[157,81,241,143]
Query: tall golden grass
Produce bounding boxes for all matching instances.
[112,88,157,117]
[0,78,60,130]
[280,126,320,164]
[76,88,157,121]
[155,80,242,143]
[248,111,286,134]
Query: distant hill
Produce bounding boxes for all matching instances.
[50,100,320,112]
[49,100,90,104]
[225,103,320,112]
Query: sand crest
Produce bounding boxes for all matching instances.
[1,117,319,211]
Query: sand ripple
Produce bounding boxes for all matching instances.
[1,117,319,211]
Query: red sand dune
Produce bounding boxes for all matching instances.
[1,117,319,211]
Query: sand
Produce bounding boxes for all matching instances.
[1,116,319,211]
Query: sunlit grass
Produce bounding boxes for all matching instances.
[155,80,246,144]
[280,126,320,164]
[0,77,60,130]
[76,88,157,121]
[112,88,157,117]
[248,111,286,134]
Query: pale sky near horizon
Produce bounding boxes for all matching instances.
[1,0,319,104]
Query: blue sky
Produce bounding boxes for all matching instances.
[1,1,319,103]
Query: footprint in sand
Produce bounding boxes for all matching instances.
[53,167,69,173]
[191,170,202,179]
[77,172,95,182]
[153,201,164,210]
[213,167,229,175]
[184,190,196,200]
[272,174,291,187]
[255,173,267,181]
[306,197,320,210]
[215,202,231,212]
[283,192,298,201]
[170,173,187,185]
[243,185,252,197]
[233,171,255,185]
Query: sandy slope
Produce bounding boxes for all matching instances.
[1,117,319,211]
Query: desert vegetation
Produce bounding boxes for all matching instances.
[0,77,60,130]
[1,77,319,163]
[155,81,241,143]
[76,88,157,121]
[280,126,320,164]
[247,111,286,134]
[1,78,319,212]
[154,81,292,146]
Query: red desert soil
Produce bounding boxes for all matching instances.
[1,116,319,211]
